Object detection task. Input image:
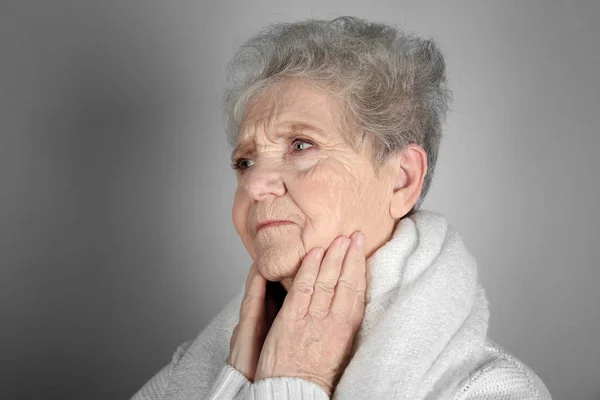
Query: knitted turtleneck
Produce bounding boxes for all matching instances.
[132,210,551,400]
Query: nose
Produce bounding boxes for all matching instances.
[243,160,286,201]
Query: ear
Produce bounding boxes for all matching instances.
[389,144,428,219]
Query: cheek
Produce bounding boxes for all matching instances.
[293,164,334,214]
[291,157,375,245]
[290,162,356,243]
[297,160,361,212]
[232,189,250,239]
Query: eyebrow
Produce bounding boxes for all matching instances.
[231,122,327,161]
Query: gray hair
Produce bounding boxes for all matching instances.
[223,17,452,211]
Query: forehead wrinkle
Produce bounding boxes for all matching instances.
[232,93,281,160]
[286,122,328,141]
[232,82,345,160]
[232,120,331,161]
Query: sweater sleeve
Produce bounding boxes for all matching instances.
[244,377,330,400]
[130,364,172,400]
[456,358,552,400]
[205,364,252,399]
[130,341,193,400]
[206,367,331,400]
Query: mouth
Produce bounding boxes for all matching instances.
[256,220,295,233]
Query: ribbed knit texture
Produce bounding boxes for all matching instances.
[206,365,251,400]
[131,210,551,399]
[250,377,330,399]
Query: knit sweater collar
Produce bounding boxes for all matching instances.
[335,209,490,399]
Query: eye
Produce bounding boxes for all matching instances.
[231,158,254,171]
[292,139,314,152]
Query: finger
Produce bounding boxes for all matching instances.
[308,236,351,319]
[226,325,238,365]
[239,262,267,324]
[229,325,239,350]
[281,247,324,320]
[330,231,367,325]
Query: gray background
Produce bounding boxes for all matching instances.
[1,1,598,399]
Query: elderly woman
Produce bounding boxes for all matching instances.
[132,17,551,400]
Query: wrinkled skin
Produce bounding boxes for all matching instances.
[231,78,424,290]
[228,77,427,394]
[252,233,368,397]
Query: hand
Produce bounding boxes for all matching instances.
[227,262,278,381]
[254,231,367,397]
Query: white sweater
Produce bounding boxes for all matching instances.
[131,211,551,399]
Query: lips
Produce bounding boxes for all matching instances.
[255,220,294,233]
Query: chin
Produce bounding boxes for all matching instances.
[255,241,303,282]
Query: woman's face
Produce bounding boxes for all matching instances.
[231,79,398,289]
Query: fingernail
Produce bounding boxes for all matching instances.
[356,231,365,247]
[340,237,351,248]
[314,248,324,260]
